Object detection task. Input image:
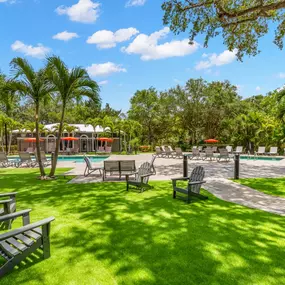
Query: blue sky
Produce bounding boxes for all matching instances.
[1,0,285,111]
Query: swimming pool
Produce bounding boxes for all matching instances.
[240,156,284,161]
[8,156,108,163]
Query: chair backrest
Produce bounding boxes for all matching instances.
[120,160,136,172]
[19,152,32,162]
[26,147,34,153]
[198,146,203,151]
[212,146,217,152]
[226,146,232,153]
[105,146,112,153]
[104,161,120,172]
[175,148,183,155]
[165,146,171,154]
[136,162,152,184]
[149,155,156,174]
[270,147,278,154]
[98,146,105,152]
[192,148,200,155]
[40,151,48,161]
[161,146,166,152]
[155,147,162,155]
[235,146,243,153]
[205,148,213,156]
[219,148,229,156]
[257,146,266,153]
[168,146,174,152]
[192,146,197,150]
[0,152,7,162]
[84,156,93,170]
[189,166,205,194]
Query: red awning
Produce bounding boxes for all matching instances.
[96,137,114,143]
[61,137,79,141]
[24,138,44,142]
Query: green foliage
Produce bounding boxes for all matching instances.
[162,0,285,60]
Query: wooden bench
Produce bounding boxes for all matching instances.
[103,160,136,181]
[0,216,55,277]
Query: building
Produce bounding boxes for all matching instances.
[15,124,120,153]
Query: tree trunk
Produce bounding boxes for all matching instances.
[49,104,65,177]
[8,131,12,155]
[1,128,4,152]
[4,123,8,155]
[35,103,46,177]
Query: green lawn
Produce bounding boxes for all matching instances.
[0,169,284,285]
[237,177,285,198]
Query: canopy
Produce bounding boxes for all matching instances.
[96,137,114,143]
[204,139,219,143]
[24,138,44,142]
[61,137,79,141]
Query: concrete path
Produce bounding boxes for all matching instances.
[204,178,285,216]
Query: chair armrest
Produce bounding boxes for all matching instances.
[189,181,206,185]
[171,177,190,181]
[0,217,55,242]
[0,192,17,198]
[0,209,32,222]
[140,173,153,178]
[0,199,12,205]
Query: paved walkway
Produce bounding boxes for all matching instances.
[204,178,285,216]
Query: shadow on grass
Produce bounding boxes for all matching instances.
[0,170,285,284]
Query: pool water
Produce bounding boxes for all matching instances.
[240,156,283,161]
[57,156,108,163]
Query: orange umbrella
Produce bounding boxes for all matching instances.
[204,139,219,143]
[96,137,114,143]
[24,138,44,142]
[61,137,79,141]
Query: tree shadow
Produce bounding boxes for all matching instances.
[0,171,284,284]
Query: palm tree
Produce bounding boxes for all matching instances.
[46,56,100,177]
[86,118,102,152]
[10,57,54,178]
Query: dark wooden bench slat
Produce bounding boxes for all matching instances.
[15,234,34,246]
[24,230,41,240]
[0,241,20,257]
[7,237,27,251]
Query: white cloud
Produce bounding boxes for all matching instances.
[53,31,79,41]
[98,80,108,85]
[195,49,238,70]
[256,86,261,91]
[87,28,139,49]
[278,72,285,79]
[122,27,199,61]
[86,62,126,77]
[11,40,51,59]
[56,0,100,23]
[126,0,146,7]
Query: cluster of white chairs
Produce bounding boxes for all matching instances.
[255,146,278,155]
[155,146,183,158]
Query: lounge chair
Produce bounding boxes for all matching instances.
[234,146,243,154]
[0,152,13,168]
[164,146,174,158]
[172,166,207,203]
[83,156,102,177]
[268,147,278,155]
[256,146,266,155]
[212,146,218,153]
[126,162,154,192]
[16,152,37,168]
[217,148,232,162]
[174,147,183,159]
[168,146,176,155]
[25,147,34,154]
[103,161,120,181]
[120,160,136,176]
[98,146,105,153]
[226,146,232,153]
[35,151,51,167]
[155,146,164,158]
[0,216,55,276]
[105,146,112,153]
[198,146,203,152]
[202,148,214,161]
[188,148,201,160]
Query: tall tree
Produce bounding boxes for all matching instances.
[162,0,285,60]
[46,56,100,177]
[10,57,53,178]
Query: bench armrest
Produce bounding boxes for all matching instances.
[0,217,55,242]
[0,192,17,197]
[0,209,31,222]
[140,173,153,178]
[189,181,206,185]
[171,177,189,181]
